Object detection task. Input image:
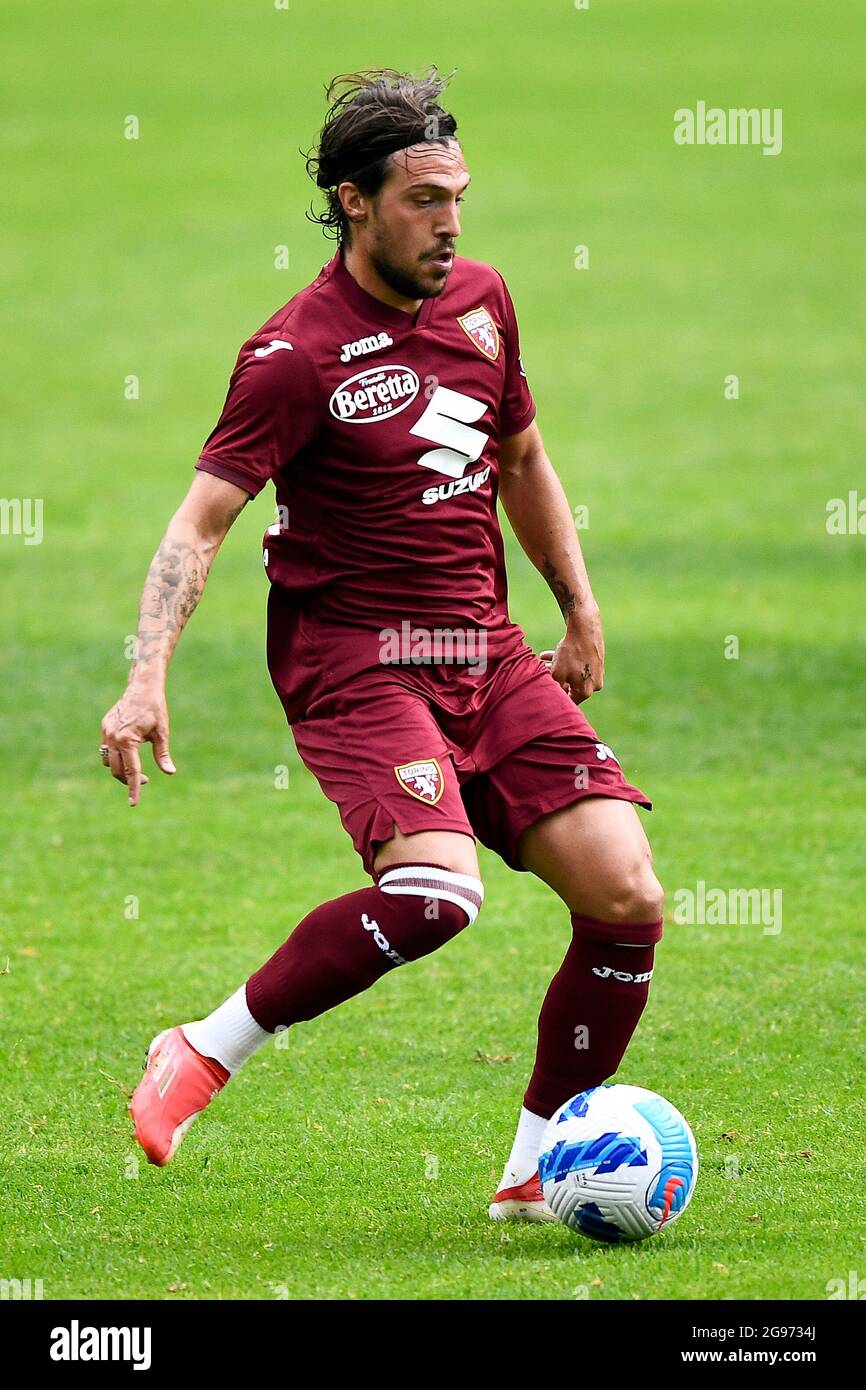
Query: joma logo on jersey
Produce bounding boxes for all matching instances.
[339,331,394,363]
[422,464,491,506]
[394,759,444,804]
[329,365,419,423]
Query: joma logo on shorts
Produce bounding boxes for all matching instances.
[360,912,406,965]
[329,365,419,423]
[592,966,654,983]
[339,331,394,363]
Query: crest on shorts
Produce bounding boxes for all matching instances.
[394,759,444,805]
[457,307,500,362]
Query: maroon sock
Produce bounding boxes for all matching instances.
[245,864,483,1033]
[522,912,663,1120]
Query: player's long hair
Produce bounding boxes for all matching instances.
[305,68,458,244]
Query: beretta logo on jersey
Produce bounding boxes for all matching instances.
[457,307,500,362]
[329,364,420,424]
[394,759,444,805]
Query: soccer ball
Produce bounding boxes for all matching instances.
[538,1084,698,1242]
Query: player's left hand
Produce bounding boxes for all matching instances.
[540,609,605,704]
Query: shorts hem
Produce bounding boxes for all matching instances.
[501,785,652,872]
[362,808,476,877]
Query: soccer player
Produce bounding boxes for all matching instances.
[101,69,664,1220]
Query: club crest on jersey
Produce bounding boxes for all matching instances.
[457,307,500,362]
[329,364,420,423]
[394,759,444,805]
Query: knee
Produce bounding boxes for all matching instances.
[377,864,484,960]
[599,864,664,927]
[408,895,477,957]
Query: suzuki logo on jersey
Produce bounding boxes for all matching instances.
[457,307,500,362]
[394,759,444,805]
[329,364,419,423]
[410,385,493,505]
[339,330,394,363]
[411,387,487,479]
[422,465,491,506]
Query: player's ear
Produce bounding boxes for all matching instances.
[338,181,367,229]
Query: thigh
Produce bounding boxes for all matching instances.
[463,714,651,875]
[518,795,661,921]
[374,827,479,876]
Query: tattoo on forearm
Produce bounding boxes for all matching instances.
[541,554,577,619]
[132,536,213,675]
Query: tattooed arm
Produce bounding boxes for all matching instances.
[101,472,250,804]
[499,419,605,704]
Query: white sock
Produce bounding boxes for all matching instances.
[182,985,271,1075]
[498,1106,550,1190]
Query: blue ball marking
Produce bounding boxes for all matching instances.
[539,1133,647,1185]
[634,1099,694,1214]
[555,1090,594,1124]
[571,1202,625,1243]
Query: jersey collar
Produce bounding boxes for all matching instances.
[330,250,436,331]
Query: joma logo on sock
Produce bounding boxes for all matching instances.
[360,912,406,966]
[592,966,653,983]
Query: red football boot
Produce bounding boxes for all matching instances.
[488,1170,556,1223]
[129,1026,229,1166]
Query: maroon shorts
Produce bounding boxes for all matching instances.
[267,593,651,876]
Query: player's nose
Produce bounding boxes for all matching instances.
[437,200,462,239]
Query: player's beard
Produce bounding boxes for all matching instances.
[369,233,452,301]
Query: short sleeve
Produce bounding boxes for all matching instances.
[196,333,321,497]
[496,273,536,437]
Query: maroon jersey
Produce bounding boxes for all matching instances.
[197,251,535,645]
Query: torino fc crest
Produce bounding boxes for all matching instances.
[394,759,444,804]
[457,307,500,362]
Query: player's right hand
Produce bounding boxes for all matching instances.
[100,686,176,807]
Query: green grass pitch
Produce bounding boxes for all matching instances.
[2,0,864,1299]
